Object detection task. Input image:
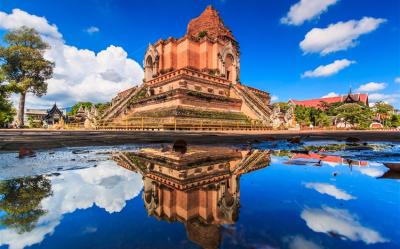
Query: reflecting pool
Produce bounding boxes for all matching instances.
[0,141,399,249]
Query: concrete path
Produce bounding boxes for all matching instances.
[0,129,399,151]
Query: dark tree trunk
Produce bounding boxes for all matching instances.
[17,92,26,127]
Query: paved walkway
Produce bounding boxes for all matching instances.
[0,129,399,151]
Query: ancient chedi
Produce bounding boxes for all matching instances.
[102,6,279,126]
[113,146,270,249]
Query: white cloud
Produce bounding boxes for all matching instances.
[356,82,386,92]
[395,77,400,84]
[281,0,339,26]
[0,9,144,109]
[322,92,339,98]
[369,93,400,104]
[0,161,143,249]
[86,26,100,34]
[304,182,355,200]
[0,9,61,39]
[300,17,386,55]
[271,95,279,102]
[301,206,387,244]
[302,59,355,78]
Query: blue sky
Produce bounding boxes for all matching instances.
[0,0,399,108]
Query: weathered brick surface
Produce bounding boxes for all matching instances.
[186,5,236,42]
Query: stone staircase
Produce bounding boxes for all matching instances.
[113,152,147,175]
[233,85,273,124]
[101,84,145,123]
[234,150,270,175]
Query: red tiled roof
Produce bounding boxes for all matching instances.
[291,153,368,166]
[290,93,368,108]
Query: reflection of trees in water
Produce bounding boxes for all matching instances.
[0,175,52,234]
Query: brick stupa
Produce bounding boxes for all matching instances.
[187,5,236,43]
[102,6,274,126]
[113,146,271,249]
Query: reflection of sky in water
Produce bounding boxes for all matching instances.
[0,160,143,249]
[0,142,399,249]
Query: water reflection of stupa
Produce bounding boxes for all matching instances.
[113,146,270,249]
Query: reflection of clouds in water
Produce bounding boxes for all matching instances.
[301,206,387,244]
[304,182,355,200]
[357,167,385,178]
[322,161,340,167]
[82,226,98,234]
[285,235,322,249]
[0,161,143,249]
[270,156,282,163]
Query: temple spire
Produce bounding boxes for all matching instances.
[186,5,236,42]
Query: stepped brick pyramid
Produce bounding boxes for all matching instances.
[101,6,274,126]
[113,146,271,248]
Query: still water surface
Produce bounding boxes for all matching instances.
[0,140,399,249]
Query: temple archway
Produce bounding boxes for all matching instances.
[143,44,159,82]
[219,44,239,84]
[145,56,154,81]
[224,54,235,83]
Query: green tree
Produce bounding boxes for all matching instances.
[68,102,110,116]
[389,114,400,127]
[374,101,394,126]
[95,102,110,115]
[335,103,373,128]
[315,112,331,127]
[272,102,290,112]
[68,102,93,116]
[0,71,16,126]
[294,105,311,126]
[0,176,52,233]
[325,102,346,116]
[0,27,54,127]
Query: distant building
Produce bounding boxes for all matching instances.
[289,91,369,109]
[288,90,370,128]
[43,104,67,125]
[68,104,100,128]
[290,152,368,166]
[24,109,48,125]
[25,103,67,127]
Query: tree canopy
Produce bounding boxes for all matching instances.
[289,100,398,129]
[68,102,110,116]
[0,176,52,233]
[0,26,54,126]
[0,71,16,126]
[335,103,374,128]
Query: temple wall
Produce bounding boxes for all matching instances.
[160,42,177,71]
[158,188,220,222]
[180,98,241,111]
[154,38,225,74]
[212,43,220,70]
[130,98,181,113]
[188,40,200,69]
[161,187,175,217]
[152,78,232,98]
[199,41,209,69]
[129,96,241,114]
[177,39,189,69]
